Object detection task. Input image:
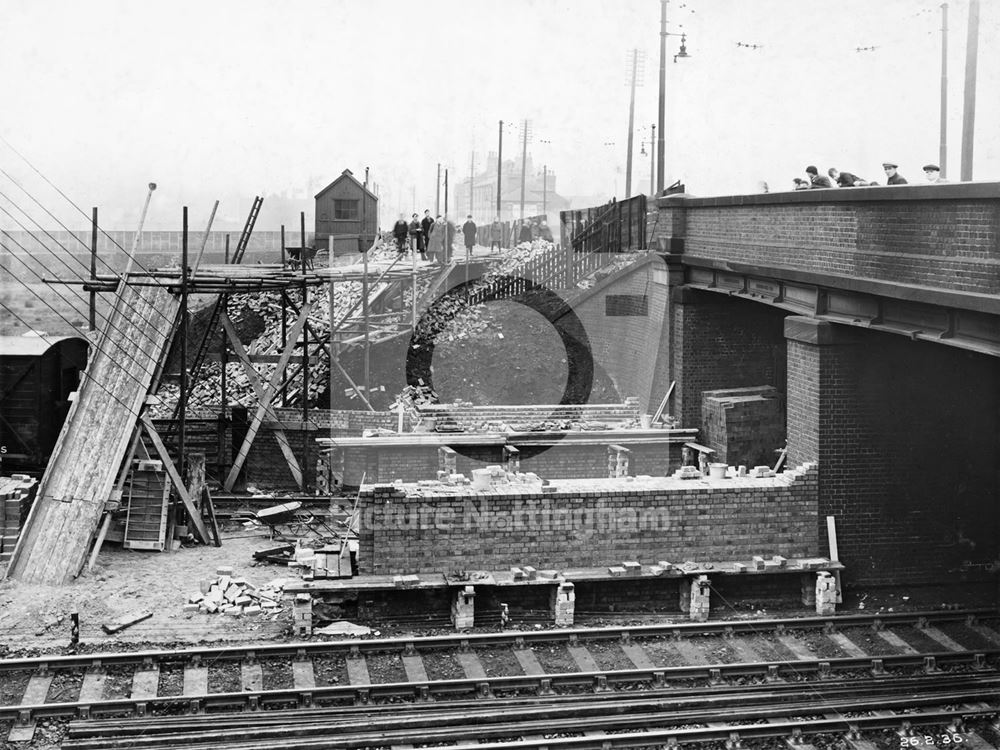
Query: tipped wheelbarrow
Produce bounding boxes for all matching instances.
[254,501,339,539]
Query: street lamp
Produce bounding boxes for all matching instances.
[657,0,691,193]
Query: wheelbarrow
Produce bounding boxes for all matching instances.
[254,501,339,539]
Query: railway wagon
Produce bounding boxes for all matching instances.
[0,334,88,475]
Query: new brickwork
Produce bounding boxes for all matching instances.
[357,465,819,575]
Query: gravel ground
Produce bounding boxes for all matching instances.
[746,634,798,661]
[932,621,996,650]
[44,670,82,703]
[156,665,184,696]
[260,658,294,690]
[582,641,634,671]
[531,644,579,673]
[692,636,742,664]
[785,631,849,659]
[364,652,409,683]
[633,638,688,668]
[474,647,524,676]
[840,627,898,655]
[207,661,241,693]
[420,651,464,681]
[312,655,348,687]
[0,670,31,704]
[894,626,957,653]
[101,666,133,699]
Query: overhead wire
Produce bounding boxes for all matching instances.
[0,166,188,331]
[0,199,165,359]
[0,234,164,389]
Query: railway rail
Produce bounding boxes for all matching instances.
[1,608,998,746]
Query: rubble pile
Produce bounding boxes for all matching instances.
[155,242,414,413]
[184,566,285,617]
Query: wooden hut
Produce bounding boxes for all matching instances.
[314,169,378,254]
[0,334,88,474]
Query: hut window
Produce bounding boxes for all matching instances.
[334,199,359,220]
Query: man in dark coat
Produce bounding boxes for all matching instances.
[392,214,409,254]
[827,167,868,187]
[518,220,533,244]
[420,209,434,252]
[882,162,908,185]
[462,215,477,257]
[805,165,833,188]
[408,213,426,260]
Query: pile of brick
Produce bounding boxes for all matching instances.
[184,566,284,617]
[0,475,38,564]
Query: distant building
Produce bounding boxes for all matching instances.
[314,169,379,253]
[454,153,569,226]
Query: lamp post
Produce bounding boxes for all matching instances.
[656,0,691,194]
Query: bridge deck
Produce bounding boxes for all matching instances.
[7,281,180,584]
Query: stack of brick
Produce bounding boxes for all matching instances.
[679,574,712,622]
[815,571,838,615]
[293,593,313,636]
[701,386,784,468]
[551,582,576,626]
[0,475,38,564]
[185,567,284,617]
[451,585,476,629]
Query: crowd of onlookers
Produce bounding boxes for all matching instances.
[786,162,948,191]
[387,212,553,263]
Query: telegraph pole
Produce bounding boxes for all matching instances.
[496,120,503,219]
[542,165,547,216]
[656,0,667,193]
[469,151,475,219]
[625,49,644,199]
[939,3,948,178]
[960,0,979,181]
[519,119,531,229]
[436,163,441,215]
[650,124,656,195]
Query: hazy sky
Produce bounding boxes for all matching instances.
[1,0,998,229]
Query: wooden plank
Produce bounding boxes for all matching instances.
[919,625,967,652]
[241,661,263,692]
[345,655,371,685]
[131,668,159,699]
[875,630,918,654]
[292,660,315,690]
[183,665,208,696]
[827,632,868,658]
[567,645,599,672]
[78,670,105,703]
[400,654,428,683]
[224,303,312,491]
[513,648,545,675]
[622,643,655,669]
[220,312,303,488]
[21,672,53,704]
[140,414,210,543]
[776,634,816,660]
[456,651,487,680]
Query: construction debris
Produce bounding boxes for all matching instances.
[186,567,284,616]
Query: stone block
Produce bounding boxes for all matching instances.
[451,585,475,630]
[608,566,626,577]
[622,561,641,576]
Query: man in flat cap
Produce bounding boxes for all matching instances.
[923,164,947,184]
[882,162,908,185]
[805,165,833,188]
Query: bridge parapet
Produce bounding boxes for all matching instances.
[651,183,1000,305]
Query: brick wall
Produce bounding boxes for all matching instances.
[785,317,1000,585]
[357,465,819,574]
[671,289,788,429]
[0,475,38,563]
[671,185,1000,299]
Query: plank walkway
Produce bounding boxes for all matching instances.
[6,282,180,584]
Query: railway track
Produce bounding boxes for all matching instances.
[1,609,998,746]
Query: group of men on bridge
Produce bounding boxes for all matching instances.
[792,162,947,190]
